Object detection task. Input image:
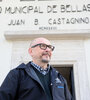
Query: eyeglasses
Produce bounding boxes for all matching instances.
[31,43,55,51]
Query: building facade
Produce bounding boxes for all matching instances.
[0,0,90,100]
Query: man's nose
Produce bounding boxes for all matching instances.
[45,47,51,51]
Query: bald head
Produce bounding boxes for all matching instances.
[28,37,53,67]
[30,37,51,47]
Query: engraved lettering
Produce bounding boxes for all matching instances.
[8,19,25,26]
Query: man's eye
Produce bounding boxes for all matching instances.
[42,44,46,47]
[48,45,51,48]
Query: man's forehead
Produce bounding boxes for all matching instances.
[36,39,50,43]
[32,38,51,45]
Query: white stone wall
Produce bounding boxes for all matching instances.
[0,33,12,84]
[0,33,90,100]
[0,0,90,99]
[84,39,90,89]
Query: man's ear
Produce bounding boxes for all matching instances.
[28,48,32,56]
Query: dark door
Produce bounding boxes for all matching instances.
[54,65,75,100]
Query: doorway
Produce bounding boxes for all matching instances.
[53,65,75,100]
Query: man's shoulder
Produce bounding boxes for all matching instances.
[16,63,26,69]
[8,62,31,80]
[15,61,32,69]
[9,62,31,76]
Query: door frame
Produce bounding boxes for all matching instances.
[50,60,81,100]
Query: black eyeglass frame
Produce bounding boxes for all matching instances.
[31,43,55,51]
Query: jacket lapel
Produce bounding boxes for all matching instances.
[25,62,45,91]
[50,67,58,84]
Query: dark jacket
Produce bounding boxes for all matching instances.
[0,62,72,100]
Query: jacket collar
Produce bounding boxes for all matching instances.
[16,62,43,87]
[16,62,60,89]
